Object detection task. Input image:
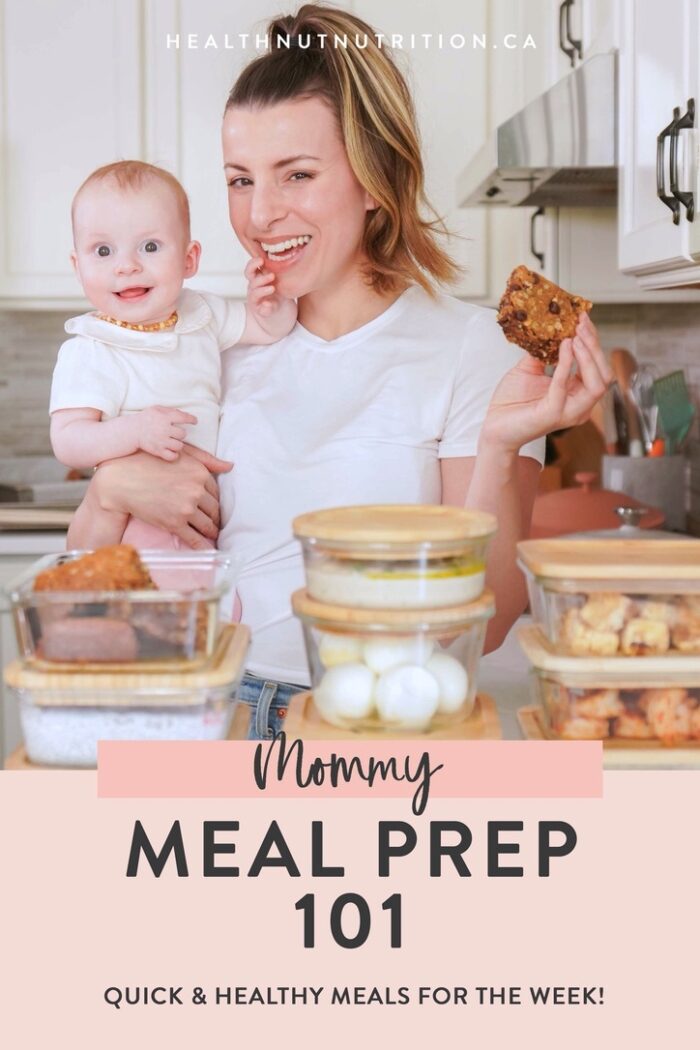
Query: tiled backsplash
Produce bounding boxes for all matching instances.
[1,302,699,456]
[593,303,700,430]
[0,311,71,456]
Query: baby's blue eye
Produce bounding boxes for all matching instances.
[96,245,111,257]
[144,241,159,253]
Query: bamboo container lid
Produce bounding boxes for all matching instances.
[3,623,250,705]
[293,504,497,545]
[517,537,700,580]
[292,588,495,628]
[518,624,700,682]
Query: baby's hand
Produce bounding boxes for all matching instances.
[136,406,197,462]
[245,256,297,337]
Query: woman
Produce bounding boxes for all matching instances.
[69,5,610,738]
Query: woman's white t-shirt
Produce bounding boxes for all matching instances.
[217,285,545,685]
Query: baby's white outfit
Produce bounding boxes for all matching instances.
[50,288,246,556]
[49,288,246,454]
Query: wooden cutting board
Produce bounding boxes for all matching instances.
[283,691,500,741]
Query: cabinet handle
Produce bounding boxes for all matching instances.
[530,207,545,269]
[558,0,582,67]
[656,111,681,225]
[670,97,695,222]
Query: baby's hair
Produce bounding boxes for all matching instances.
[71,160,191,239]
[227,4,461,296]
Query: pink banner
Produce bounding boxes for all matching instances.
[97,740,602,801]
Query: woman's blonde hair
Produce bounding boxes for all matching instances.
[226,4,461,296]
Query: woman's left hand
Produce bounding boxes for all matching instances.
[480,313,613,452]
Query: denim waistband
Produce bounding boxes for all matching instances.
[237,672,307,740]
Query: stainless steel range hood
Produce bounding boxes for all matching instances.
[458,52,617,208]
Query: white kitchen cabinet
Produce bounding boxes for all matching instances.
[5,0,700,306]
[0,0,493,304]
[144,0,269,298]
[0,0,253,305]
[557,207,700,302]
[618,0,700,286]
[482,1,620,303]
[516,0,618,99]
[351,0,489,298]
[481,0,700,304]
[479,1,561,300]
[0,0,143,308]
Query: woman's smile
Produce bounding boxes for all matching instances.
[257,234,313,271]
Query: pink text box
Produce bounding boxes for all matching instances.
[97,740,602,801]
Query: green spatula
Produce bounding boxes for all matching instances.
[653,371,695,453]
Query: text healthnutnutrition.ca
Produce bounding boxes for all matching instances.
[165,32,537,51]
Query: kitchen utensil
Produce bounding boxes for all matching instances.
[630,365,659,452]
[610,348,644,457]
[653,371,696,453]
[590,387,618,454]
[529,471,665,538]
[611,383,629,454]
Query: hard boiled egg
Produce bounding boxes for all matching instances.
[374,665,440,730]
[362,636,434,674]
[314,663,376,722]
[318,632,364,668]
[425,653,469,714]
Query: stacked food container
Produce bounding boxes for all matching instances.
[291,505,496,733]
[517,538,700,746]
[3,548,249,766]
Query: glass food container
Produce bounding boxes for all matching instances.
[3,624,249,767]
[292,588,494,732]
[293,505,497,610]
[517,538,700,657]
[519,624,700,746]
[4,549,238,669]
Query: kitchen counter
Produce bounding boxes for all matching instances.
[0,508,73,538]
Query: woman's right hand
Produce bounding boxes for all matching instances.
[93,445,233,549]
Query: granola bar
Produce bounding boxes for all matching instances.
[497,265,592,364]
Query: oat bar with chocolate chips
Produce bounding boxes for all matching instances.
[497,265,592,364]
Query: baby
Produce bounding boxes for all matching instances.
[50,160,296,558]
